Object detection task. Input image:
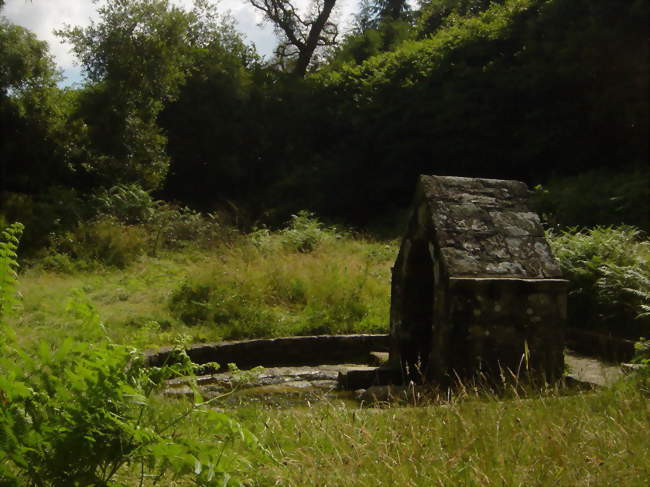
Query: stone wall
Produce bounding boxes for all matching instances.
[390,175,568,385]
[145,334,390,370]
[433,278,567,382]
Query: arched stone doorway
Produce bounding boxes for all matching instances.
[396,238,435,382]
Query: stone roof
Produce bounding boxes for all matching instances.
[418,175,562,279]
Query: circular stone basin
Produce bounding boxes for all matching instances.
[153,334,624,409]
[163,364,369,408]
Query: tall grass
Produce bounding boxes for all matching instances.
[246,378,649,486]
[167,227,393,339]
[134,373,649,487]
[16,215,396,348]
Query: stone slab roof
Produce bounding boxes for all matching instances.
[419,175,562,279]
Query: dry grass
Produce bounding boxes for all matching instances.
[131,375,650,487]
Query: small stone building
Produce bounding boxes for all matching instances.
[390,175,567,384]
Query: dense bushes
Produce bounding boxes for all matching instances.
[268,0,648,223]
[549,226,650,339]
[3,0,647,236]
[33,184,234,271]
[531,167,650,232]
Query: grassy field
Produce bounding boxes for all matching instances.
[249,385,649,486]
[16,233,395,348]
[6,220,650,486]
[128,376,649,487]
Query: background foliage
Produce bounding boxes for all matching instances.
[0,0,648,340]
[1,0,647,232]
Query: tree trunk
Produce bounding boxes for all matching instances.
[293,0,337,76]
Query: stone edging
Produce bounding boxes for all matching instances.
[145,334,390,370]
[565,328,636,363]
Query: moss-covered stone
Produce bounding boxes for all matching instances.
[390,175,567,384]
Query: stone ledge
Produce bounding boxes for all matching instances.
[145,334,390,370]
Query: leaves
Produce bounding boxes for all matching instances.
[0,223,258,486]
[0,223,23,326]
[549,226,650,338]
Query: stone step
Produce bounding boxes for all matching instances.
[368,351,389,366]
[337,365,401,390]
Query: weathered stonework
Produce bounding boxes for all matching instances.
[145,334,390,370]
[390,175,567,384]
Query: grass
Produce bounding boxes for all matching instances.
[8,219,650,486]
[250,392,648,486]
[16,233,396,348]
[131,373,649,487]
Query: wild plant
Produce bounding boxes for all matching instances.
[279,210,339,253]
[0,222,24,339]
[47,216,149,269]
[548,226,650,338]
[92,184,156,224]
[0,223,259,486]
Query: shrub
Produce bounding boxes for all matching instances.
[0,309,259,486]
[168,279,279,339]
[549,226,650,338]
[0,187,85,253]
[92,185,235,254]
[279,211,338,253]
[531,167,650,231]
[633,338,650,365]
[91,183,156,224]
[49,216,149,269]
[146,203,232,254]
[0,222,23,328]
[169,281,214,325]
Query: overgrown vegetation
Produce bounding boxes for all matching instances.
[548,226,650,339]
[1,224,259,486]
[4,216,650,485]
[239,379,649,486]
[16,213,393,348]
[531,167,650,232]
[1,0,649,484]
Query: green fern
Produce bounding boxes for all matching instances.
[548,226,650,337]
[0,222,24,328]
[0,222,260,486]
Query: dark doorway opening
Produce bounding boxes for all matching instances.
[399,239,434,382]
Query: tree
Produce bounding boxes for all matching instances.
[158,8,264,210]
[249,0,339,76]
[327,0,412,68]
[0,19,66,195]
[57,0,204,189]
[0,19,58,96]
[354,0,410,31]
[416,0,497,37]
